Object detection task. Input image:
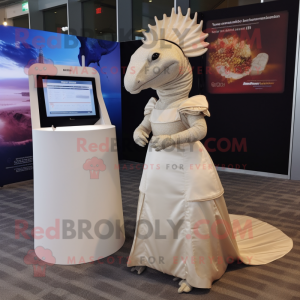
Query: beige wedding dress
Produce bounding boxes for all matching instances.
[127,94,293,289]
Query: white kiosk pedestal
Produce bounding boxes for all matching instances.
[28,64,125,265]
[33,125,124,265]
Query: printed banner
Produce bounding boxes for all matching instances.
[206,11,289,94]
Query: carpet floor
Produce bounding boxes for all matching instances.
[0,160,299,300]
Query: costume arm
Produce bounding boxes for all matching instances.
[134,114,152,147]
[172,114,207,143]
[151,114,207,151]
[134,97,156,147]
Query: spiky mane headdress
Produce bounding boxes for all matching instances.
[143,7,209,57]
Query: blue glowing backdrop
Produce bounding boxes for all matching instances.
[0,25,121,186]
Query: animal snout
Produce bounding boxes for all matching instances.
[124,75,142,93]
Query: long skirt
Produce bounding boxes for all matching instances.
[128,142,293,288]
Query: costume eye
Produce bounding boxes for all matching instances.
[152,53,160,61]
[43,67,47,70]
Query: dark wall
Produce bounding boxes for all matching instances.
[201,1,299,175]
[121,0,299,175]
[121,40,150,162]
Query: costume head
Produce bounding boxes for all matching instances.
[124,7,209,95]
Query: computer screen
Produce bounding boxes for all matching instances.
[37,75,100,128]
[43,79,97,117]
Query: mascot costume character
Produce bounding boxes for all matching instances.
[124,7,293,293]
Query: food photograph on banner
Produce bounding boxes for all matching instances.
[206,11,288,94]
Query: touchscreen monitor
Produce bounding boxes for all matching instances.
[37,75,100,127]
[43,79,97,117]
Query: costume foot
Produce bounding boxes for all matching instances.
[178,280,193,294]
[131,266,146,275]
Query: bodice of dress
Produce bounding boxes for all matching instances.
[151,120,187,136]
[150,105,187,136]
[144,95,210,136]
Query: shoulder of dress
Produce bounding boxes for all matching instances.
[178,95,210,117]
[144,97,157,116]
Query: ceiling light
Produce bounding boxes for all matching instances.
[61,26,68,32]
[3,18,7,26]
[149,0,152,2]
